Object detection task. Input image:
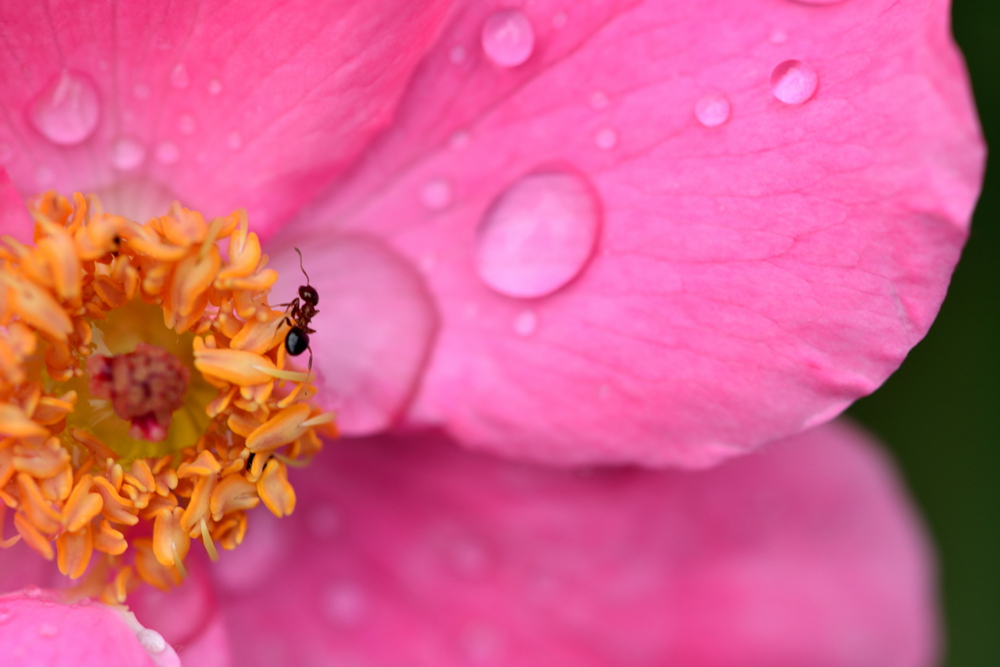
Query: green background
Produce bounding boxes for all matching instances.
[848,1,998,664]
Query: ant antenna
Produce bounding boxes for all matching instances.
[293,247,310,285]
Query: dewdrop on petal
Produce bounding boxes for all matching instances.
[0,192,336,602]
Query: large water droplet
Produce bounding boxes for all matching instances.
[155,141,180,165]
[420,178,452,211]
[170,64,190,90]
[28,70,101,146]
[208,78,223,95]
[695,93,731,127]
[136,628,167,654]
[481,9,535,68]
[513,309,538,337]
[111,138,146,171]
[322,581,368,627]
[475,170,601,298]
[770,60,818,104]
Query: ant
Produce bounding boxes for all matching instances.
[277,248,319,373]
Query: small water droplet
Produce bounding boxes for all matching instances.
[694,93,731,127]
[111,138,146,171]
[513,310,538,337]
[38,623,58,637]
[589,91,610,110]
[23,586,42,598]
[446,535,492,579]
[449,44,468,65]
[322,581,368,627]
[132,83,151,100]
[419,178,452,211]
[475,170,601,298]
[598,384,611,400]
[136,628,166,654]
[551,11,568,29]
[770,59,818,104]
[789,0,845,4]
[449,130,470,151]
[481,9,535,68]
[208,78,223,95]
[28,70,101,146]
[594,127,618,150]
[226,131,243,150]
[461,624,505,665]
[0,609,12,624]
[0,142,13,164]
[170,63,190,90]
[155,141,180,165]
[177,114,197,135]
[769,29,789,44]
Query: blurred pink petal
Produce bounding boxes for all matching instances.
[0,590,180,667]
[0,0,451,233]
[267,237,438,435]
[301,0,984,466]
[212,420,936,666]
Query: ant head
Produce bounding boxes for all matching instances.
[299,284,319,305]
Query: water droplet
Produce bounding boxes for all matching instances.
[481,9,535,68]
[513,310,538,337]
[769,29,789,44]
[226,131,243,150]
[322,581,368,627]
[0,609,12,624]
[589,91,610,110]
[170,63,190,90]
[449,44,468,65]
[594,127,618,150]
[208,78,223,95]
[132,83,151,100]
[38,623,57,637]
[0,142,13,164]
[28,70,101,146]
[770,60,818,104]
[136,628,166,653]
[461,624,505,665]
[598,384,611,400]
[449,130,470,151]
[23,586,41,599]
[419,178,452,211]
[155,141,180,165]
[695,93,732,127]
[111,138,146,171]
[475,170,601,298]
[446,535,492,579]
[551,11,568,29]
[177,114,197,135]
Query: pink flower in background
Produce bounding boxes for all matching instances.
[0,0,983,665]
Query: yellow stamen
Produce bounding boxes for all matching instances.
[0,191,336,598]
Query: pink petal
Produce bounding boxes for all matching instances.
[0,0,451,232]
[0,169,32,243]
[300,0,985,466]
[213,420,937,666]
[0,589,180,667]
[267,237,438,435]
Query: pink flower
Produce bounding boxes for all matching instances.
[0,0,983,665]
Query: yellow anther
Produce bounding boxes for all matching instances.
[152,506,190,568]
[258,459,296,518]
[14,512,54,559]
[62,475,104,532]
[180,473,216,533]
[94,519,127,556]
[17,473,63,533]
[209,475,259,520]
[0,273,73,341]
[56,525,94,579]
[176,450,222,478]
[13,438,71,478]
[246,404,312,453]
[93,476,140,526]
[194,347,280,385]
[31,392,78,426]
[0,403,49,439]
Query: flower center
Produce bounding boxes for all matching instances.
[0,192,335,603]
